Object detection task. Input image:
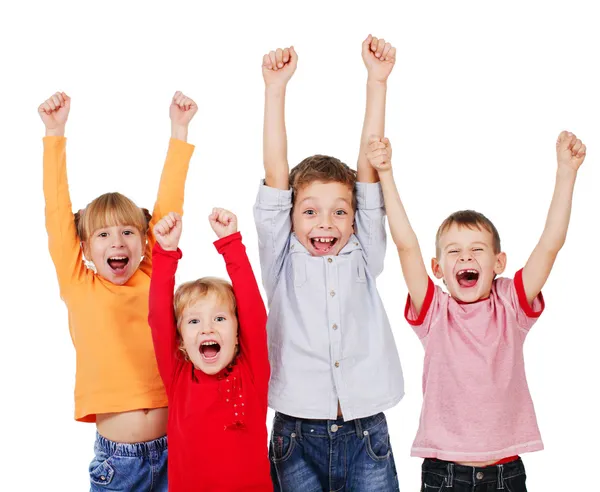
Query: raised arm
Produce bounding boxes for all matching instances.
[367,137,430,313]
[142,92,196,274]
[210,209,269,389]
[40,92,87,295]
[149,212,184,389]
[522,131,587,304]
[357,35,396,183]
[262,46,297,189]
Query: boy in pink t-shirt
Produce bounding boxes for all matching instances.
[366,131,587,490]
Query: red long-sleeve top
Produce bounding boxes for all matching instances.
[149,232,272,491]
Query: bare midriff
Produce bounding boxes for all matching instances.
[96,407,168,443]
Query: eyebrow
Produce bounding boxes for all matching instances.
[444,241,488,249]
[298,196,352,206]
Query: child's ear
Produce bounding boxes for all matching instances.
[81,240,91,259]
[431,257,444,279]
[494,252,507,275]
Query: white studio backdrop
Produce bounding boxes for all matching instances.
[1,1,598,490]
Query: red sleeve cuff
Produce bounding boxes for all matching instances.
[152,242,183,259]
[405,277,435,326]
[214,231,242,253]
[514,268,545,318]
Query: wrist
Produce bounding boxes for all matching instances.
[45,126,65,137]
[265,83,287,95]
[171,124,188,142]
[367,78,388,88]
[556,166,578,181]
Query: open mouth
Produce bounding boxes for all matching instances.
[200,341,221,361]
[107,256,129,272]
[456,269,479,288]
[310,237,338,254]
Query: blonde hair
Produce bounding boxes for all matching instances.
[74,192,151,243]
[173,277,238,359]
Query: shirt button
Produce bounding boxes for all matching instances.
[334,361,340,368]
[332,323,338,330]
[330,290,336,297]
[476,471,484,480]
[327,258,333,263]
[330,424,338,432]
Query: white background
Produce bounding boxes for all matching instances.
[1,0,599,490]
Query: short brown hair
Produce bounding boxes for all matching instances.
[435,210,501,257]
[173,277,237,359]
[74,192,151,243]
[289,155,357,208]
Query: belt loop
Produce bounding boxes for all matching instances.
[446,462,454,487]
[295,418,303,439]
[354,417,364,439]
[497,464,505,489]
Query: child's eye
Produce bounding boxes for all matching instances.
[303,210,316,216]
[334,210,347,216]
[473,248,484,252]
[448,250,459,254]
[123,230,135,236]
[214,316,226,322]
[188,319,200,324]
[98,232,108,238]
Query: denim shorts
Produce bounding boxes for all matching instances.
[269,411,399,491]
[89,432,168,491]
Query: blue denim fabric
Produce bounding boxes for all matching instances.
[269,412,399,491]
[421,457,527,491]
[89,432,168,491]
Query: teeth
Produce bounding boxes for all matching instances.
[314,238,334,243]
[201,341,218,346]
[459,269,477,274]
[110,256,127,260]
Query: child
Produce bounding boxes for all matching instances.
[366,131,587,491]
[148,209,272,491]
[255,36,402,491]
[40,91,196,490]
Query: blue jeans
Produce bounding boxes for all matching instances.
[89,432,168,491]
[269,412,399,492]
[421,457,527,491]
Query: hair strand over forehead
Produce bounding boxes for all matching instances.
[436,210,501,256]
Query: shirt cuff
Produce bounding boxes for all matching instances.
[255,180,293,209]
[404,277,435,326]
[152,242,183,259]
[514,268,545,318]
[355,182,384,210]
[214,231,242,253]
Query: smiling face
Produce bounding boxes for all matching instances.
[433,223,506,303]
[292,181,355,256]
[85,224,144,285]
[77,192,149,286]
[178,293,238,375]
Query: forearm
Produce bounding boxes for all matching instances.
[537,168,577,254]
[263,84,290,189]
[379,171,419,251]
[171,124,188,142]
[357,80,387,183]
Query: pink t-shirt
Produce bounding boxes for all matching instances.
[405,268,545,462]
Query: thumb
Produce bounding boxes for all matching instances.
[362,34,373,54]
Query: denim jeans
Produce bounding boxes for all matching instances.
[269,412,399,491]
[421,457,527,491]
[89,432,168,491]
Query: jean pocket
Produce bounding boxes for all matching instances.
[421,471,446,491]
[89,458,115,486]
[270,429,297,463]
[364,419,391,462]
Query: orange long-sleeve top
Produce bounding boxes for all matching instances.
[43,136,195,422]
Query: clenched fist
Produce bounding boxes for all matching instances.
[209,208,238,239]
[154,212,183,251]
[367,136,392,174]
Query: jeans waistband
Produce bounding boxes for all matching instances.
[95,432,168,458]
[423,457,525,488]
[273,411,386,438]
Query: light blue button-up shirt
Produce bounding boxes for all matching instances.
[254,181,404,420]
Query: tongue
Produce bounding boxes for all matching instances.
[313,240,332,252]
[203,346,219,358]
[458,276,477,288]
[108,260,128,270]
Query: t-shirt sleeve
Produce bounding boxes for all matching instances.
[497,268,545,332]
[404,277,442,339]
